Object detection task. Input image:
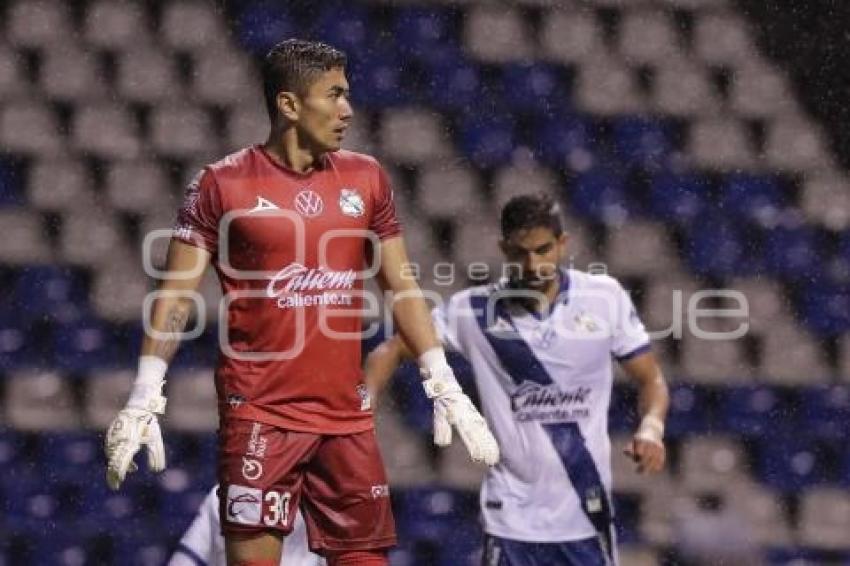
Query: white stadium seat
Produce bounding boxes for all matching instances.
[758,322,831,385]
[618,9,682,66]
[161,0,230,52]
[149,104,217,159]
[71,102,142,160]
[59,208,128,268]
[763,116,835,173]
[7,0,72,49]
[688,117,756,171]
[798,488,850,550]
[0,209,52,264]
[692,11,758,67]
[604,221,678,277]
[374,403,437,486]
[464,6,533,63]
[39,46,104,103]
[540,10,606,64]
[416,163,482,218]
[729,62,797,118]
[726,277,794,335]
[6,370,80,431]
[85,0,150,51]
[0,99,63,155]
[800,173,850,231]
[191,48,261,107]
[83,370,134,429]
[105,160,173,214]
[379,107,450,165]
[225,106,271,152]
[28,157,96,212]
[575,55,645,116]
[0,44,28,101]
[116,47,184,105]
[679,436,749,491]
[91,257,155,321]
[491,159,559,209]
[651,57,721,117]
[166,369,219,431]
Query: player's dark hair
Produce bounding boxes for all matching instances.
[500,194,565,239]
[262,39,347,121]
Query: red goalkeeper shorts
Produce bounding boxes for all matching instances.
[217,418,397,553]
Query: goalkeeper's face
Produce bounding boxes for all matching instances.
[500,226,568,292]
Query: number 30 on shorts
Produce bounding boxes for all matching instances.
[263,490,291,527]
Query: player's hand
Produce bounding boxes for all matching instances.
[422,366,500,466]
[623,415,665,474]
[104,407,166,490]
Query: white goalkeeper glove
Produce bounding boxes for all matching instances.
[420,348,500,466]
[104,356,168,490]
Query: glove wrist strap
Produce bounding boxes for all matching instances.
[127,355,168,414]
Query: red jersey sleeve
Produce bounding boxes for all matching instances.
[369,165,402,241]
[172,168,222,253]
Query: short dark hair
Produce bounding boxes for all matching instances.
[262,39,347,121]
[500,194,565,239]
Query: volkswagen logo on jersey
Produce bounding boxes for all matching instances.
[339,188,365,217]
[294,189,323,218]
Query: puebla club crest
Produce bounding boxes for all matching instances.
[339,188,365,217]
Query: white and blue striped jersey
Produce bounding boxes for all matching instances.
[432,269,650,544]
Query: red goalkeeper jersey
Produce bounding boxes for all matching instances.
[172,145,401,434]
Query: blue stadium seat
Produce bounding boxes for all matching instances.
[569,169,631,224]
[798,385,850,441]
[436,522,483,566]
[665,385,713,437]
[111,520,173,566]
[533,115,594,167]
[425,61,484,112]
[40,432,101,482]
[499,63,569,118]
[800,283,850,337]
[458,114,516,169]
[314,5,374,62]
[762,226,823,283]
[609,385,638,434]
[0,156,23,207]
[611,117,674,170]
[53,317,119,372]
[349,54,411,109]
[234,2,295,55]
[756,436,831,492]
[840,446,850,488]
[718,385,786,437]
[685,215,749,277]
[0,312,45,369]
[394,7,459,65]
[393,488,478,542]
[648,173,710,225]
[391,361,433,435]
[718,173,786,224]
[14,265,88,323]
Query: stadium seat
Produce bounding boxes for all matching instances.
[14,265,88,322]
[727,276,793,335]
[84,0,148,51]
[498,63,570,118]
[59,208,127,268]
[756,436,831,492]
[233,2,295,55]
[0,100,63,155]
[798,385,850,441]
[763,116,834,172]
[759,341,832,391]
[640,271,700,338]
[540,9,605,64]
[604,221,678,277]
[393,487,479,542]
[718,385,785,437]
[40,432,101,482]
[166,369,218,431]
[0,209,52,264]
[575,55,644,116]
[161,0,229,52]
[437,435,487,490]
[685,215,748,277]
[379,107,450,165]
[723,481,794,547]
[90,258,154,321]
[617,9,681,66]
[611,116,675,169]
[71,102,142,160]
[7,0,72,49]
[800,173,850,231]
[5,370,80,431]
[0,312,44,370]
[491,159,559,209]
[762,226,823,283]
[416,163,481,219]
[149,104,217,159]
[393,7,458,65]
[533,114,595,169]
[225,106,270,152]
[116,46,183,105]
[679,436,749,491]
[314,5,373,62]
[54,317,121,372]
[648,172,711,225]
[616,546,658,566]
[692,11,759,67]
[0,156,23,207]
[729,61,798,118]
[688,118,756,171]
[453,213,503,276]
[457,114,516,168]
[464,6,533,63]
[797,488,850,550]
[799,284,850,338]
[374,403,437,486]
[105,160,173,214]
[679,331,751,384]
[39,46,104,103]
[82,369,133,429]
[569,169,631,224]
[650,57,721,117]
[665,385,713,437]
[0,45,28,101]
[191,48,261,108]
[717,173,786,225]
[424,60,484,113]
[27,157,95,212]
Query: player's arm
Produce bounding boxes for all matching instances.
[104,240,212,489]
[363,334,413,401]
[375,236,499,465]
[621,351,669,474]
